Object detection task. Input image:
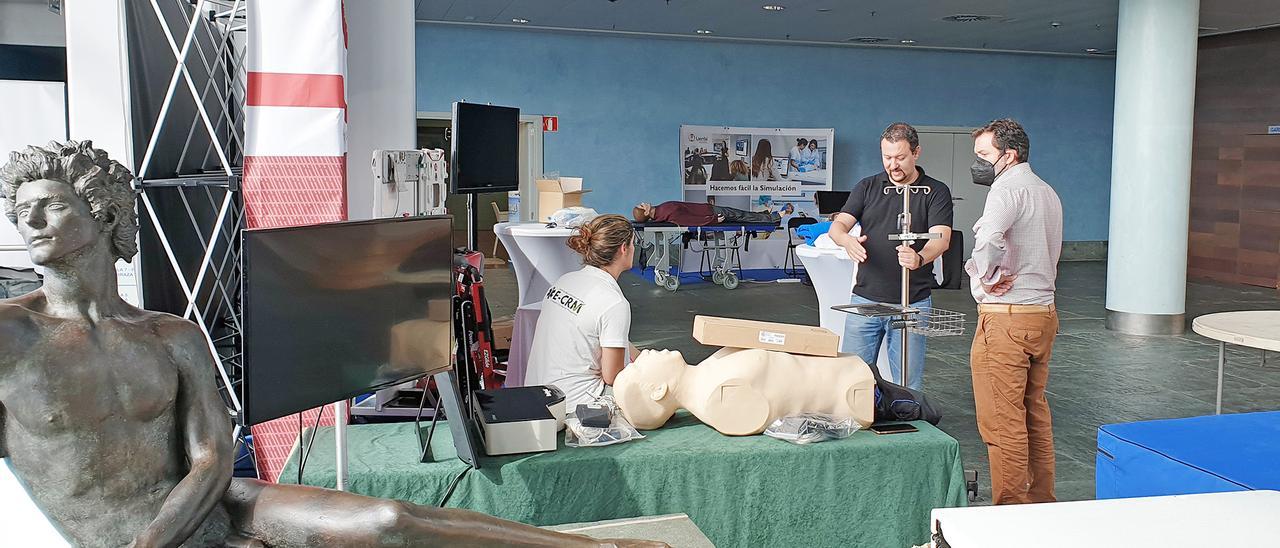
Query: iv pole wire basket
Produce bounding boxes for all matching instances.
[909,307,966,337]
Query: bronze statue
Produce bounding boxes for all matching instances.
[0,141,664,548]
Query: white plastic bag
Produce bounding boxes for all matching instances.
[549,207,599,228]
[564,396,645,447]
[763,414,861,445]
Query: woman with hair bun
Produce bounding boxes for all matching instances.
[525,214,639,407]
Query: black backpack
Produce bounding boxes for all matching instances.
[869,364,943,425]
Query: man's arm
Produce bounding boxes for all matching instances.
[132,320,235,548]
[965,189,1018,288]
[899,225,953,270]
[828,181,871,263]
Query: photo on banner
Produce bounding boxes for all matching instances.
[681,125,834,222]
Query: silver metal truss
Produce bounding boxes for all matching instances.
[130,0,248,434]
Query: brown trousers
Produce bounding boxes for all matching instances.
[970,309,1059,505]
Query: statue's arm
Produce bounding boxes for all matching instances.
[132,321,234,548]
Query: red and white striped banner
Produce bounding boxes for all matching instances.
[244,0,347,230]
[245,0,347,483]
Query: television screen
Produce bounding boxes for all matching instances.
[242,216,454,426]
[450,102,519,194]
[815,190,851,215]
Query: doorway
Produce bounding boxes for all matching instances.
[416,113,544,251]
[916,128,988,257]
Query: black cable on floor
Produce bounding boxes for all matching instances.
[437,464,474,507]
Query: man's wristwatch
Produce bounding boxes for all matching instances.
[916,252,925,269]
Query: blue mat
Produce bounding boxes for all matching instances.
[631,266,794,285]
[1096,411,1280,499]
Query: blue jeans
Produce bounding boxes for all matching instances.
[842,293,930,391]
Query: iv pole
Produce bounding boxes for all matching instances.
[884,184,940,388]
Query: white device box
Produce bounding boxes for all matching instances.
[471,386,566,456]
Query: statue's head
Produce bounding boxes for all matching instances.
[0,140,139,265]
[613,349,687,429]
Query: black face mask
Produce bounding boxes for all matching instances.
[970,151,1007,187]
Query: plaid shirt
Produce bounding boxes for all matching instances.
[965,162,1063,305]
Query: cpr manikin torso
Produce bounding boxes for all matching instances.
[614,348,876,436]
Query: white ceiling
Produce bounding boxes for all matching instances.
[414,0,1280,56]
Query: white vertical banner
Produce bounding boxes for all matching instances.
[0,80,67,270]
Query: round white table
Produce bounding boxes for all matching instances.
[494,222,582,308]
[1191,310,1280,414]
[795,244,857,348]
[494,222,583,387]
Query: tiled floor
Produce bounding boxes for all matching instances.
[484,260,1280,504]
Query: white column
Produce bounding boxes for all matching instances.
[1105,0,1200,335]
[345,0,417,220]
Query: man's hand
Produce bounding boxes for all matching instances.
[983,272,1017,296]
[897,245,924,270]
[841,234,869,262]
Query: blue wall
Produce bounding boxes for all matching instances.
[417,25,1116,241]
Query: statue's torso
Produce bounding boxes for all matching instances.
[0,301,229,546]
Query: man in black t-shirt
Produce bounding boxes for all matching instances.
[827,122,953,391]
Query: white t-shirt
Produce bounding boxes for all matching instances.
[525,266,631,409]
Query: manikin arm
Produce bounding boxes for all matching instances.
[131,322,235,548]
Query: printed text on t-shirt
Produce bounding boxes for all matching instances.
[546,286,586,315]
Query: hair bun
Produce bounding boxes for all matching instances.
[566,226,592,254]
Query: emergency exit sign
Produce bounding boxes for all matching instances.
[543,116,558,132]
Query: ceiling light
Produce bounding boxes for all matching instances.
[1050,21,1062,28]
[512,18,529,24]
[900,39,916,45]
[696,29,713,35]
[942,14,994,23]
[848,37,889,44]
[1085,48,1100,53]
[817,8,831,12]
[763,5,785,11]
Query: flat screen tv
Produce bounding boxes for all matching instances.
[450,102,519,194]
[242,216,454,426]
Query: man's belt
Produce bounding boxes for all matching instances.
[977,303,1056,314]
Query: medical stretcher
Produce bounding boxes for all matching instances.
[633,221,779,291]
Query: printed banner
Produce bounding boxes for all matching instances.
[244,0,347,230]
[681,125,833,218]
[245,0,347,484]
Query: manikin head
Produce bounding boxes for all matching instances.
[631,202,654,222]
[0,140,139,267]
[613,349,688,429]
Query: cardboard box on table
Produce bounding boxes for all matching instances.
[536,177,590,222]
[692,315,840,357]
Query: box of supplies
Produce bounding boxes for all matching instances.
[692,315,840,357]
[536,177,591,222]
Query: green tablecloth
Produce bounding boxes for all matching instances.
[281,412,966,547]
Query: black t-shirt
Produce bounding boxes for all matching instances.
[840,168,954,304]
